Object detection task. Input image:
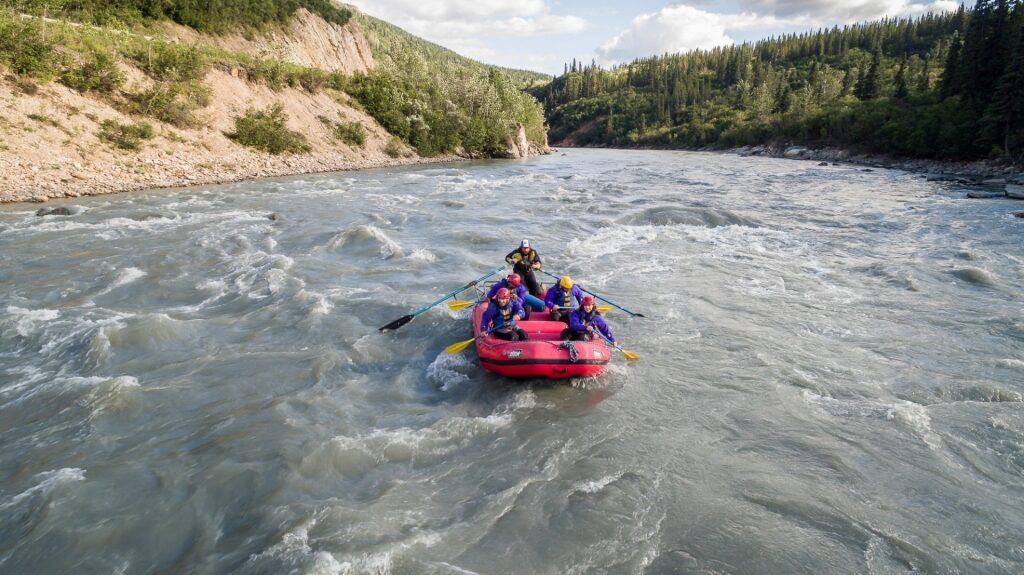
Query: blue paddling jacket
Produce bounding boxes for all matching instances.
[568,307,615,343]
[545,284,585,309]
[487,279,528,302]
[481,299,526,331]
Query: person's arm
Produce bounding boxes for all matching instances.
[514,301,526,320]
[593,316,615,343]
[531,252,541,269]
[544,287,557,309]
[480,306,494,331]
[568,310,586,331]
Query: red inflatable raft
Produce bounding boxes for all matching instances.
[471,302,611,379]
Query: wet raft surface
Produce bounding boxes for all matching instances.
[1,150,1023,573]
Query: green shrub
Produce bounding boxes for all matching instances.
[334,121,366,147]
[98,119,154,151]
[131,42,207,82]
[0,14,58,79]
[59,50,124,92]
[127,80,210,127]
[227,103,310,154]
[384,136,406,158]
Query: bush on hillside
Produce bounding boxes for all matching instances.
[334,121,366,147]
[226,104,310,154]
[129,42,207,82]
[126,80,210,127]
[0,13,58,79]
[98,119,154,151]
[59,49,124,93]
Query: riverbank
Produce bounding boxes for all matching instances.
[0,147,463,205]
[730,143,1024,184]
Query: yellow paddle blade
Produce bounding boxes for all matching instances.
[597,305,612,314]
[447,299,475,311]
[621,350,640,361]
[444,337,476,354]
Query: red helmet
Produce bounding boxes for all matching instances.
[496,287,511,300]
[581,295,595,306]
[508,273,521,287]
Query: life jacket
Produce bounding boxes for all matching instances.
[556,286,578,308]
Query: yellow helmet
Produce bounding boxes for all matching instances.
[560,276,573,289]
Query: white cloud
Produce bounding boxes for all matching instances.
[348,0,586,40]
[598,5,736,64]
[735,1,961,21]
[597,1,962,65]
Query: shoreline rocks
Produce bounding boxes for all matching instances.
[730,144,1023,182]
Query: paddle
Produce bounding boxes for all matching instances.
[444,325,505,354]
[378,266,504,332]
[591,329,639,361]
[540,270,646,318]
[447,299,477,311]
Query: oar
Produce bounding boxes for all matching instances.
[591,329,639,361]
[447,299,477,311]
[378,266,504,332]
[445,325,503,354]
[540,270,646,318]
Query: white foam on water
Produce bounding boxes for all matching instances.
[802,390,942,450]
[426,352,473,391]
[266,268,289,295]
[996,358,1024,370]
[0,468,86,511]
[328,225,405,260]
[406,249,437,263]
[84,375,141,418]
[5,306,61,337]
[95,267,147,296]
[573,472,624,494]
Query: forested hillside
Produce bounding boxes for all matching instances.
[351,13,550,157]
[534,0,1024,163]
[7,0,352,31]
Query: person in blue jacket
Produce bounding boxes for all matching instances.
[481,288,528,341]
[487,273,544,318]
[561,296,615,343]
[545,275,585,322]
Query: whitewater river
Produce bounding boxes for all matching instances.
[1,149,1022,574]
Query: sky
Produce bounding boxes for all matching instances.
[346,0,962,75]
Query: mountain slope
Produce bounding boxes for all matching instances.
[0,3,551,203]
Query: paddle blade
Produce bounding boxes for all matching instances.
[597,305,612,314]
[444,338,476,354]
[378,314,414,332]
[621,350,640,361]
[447,300,475,311]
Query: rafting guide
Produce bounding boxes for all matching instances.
[505,239,543,297]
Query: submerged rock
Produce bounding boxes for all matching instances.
[266,213,280,221]
[967,191,1005,199]
[1014,211,1024,219]
[35,207,72,216]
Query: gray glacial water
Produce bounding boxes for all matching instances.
[1,149,1023,574]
